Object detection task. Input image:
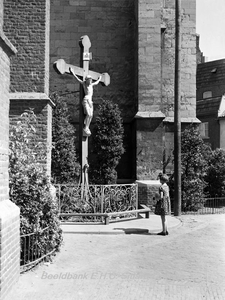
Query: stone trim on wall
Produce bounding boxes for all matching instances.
[0,30,17,56]
[9,92,55,107]
[135,111,166,119]
[163,116,201,123]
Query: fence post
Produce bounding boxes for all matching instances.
[101,185,104,223]
[136,184,138,218]
[58,184,61,214]
[136,183,138,209]
[101,185,104,213]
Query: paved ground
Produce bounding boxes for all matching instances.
[6,214,225,300]
[60,214,181,234]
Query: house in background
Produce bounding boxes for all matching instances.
[196,59,225,149]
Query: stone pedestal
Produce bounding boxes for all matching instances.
[136,180,161,211]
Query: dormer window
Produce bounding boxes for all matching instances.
[203,91,212,99]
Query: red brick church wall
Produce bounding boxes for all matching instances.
[3,0,53,176]
[0,27,20,300]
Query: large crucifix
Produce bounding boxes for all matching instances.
[53,35,110,185]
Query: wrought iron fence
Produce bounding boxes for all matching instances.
[55,183,138,222]
[20,227,55,273]
[196,197,225,214]
[170,197,225,214]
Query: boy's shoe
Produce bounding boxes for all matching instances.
[157,231,167,236]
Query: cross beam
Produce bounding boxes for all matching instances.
[53,58,110,86]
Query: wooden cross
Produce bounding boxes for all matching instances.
[53,35,110,185]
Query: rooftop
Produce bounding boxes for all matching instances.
[197,59,225,87]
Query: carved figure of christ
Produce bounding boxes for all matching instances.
[53,58,110,137]
[69,69,102,136]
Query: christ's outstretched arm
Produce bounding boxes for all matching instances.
[92,75,102,86]
[69,67,83,84]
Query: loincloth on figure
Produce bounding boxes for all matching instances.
[82,96,93,116]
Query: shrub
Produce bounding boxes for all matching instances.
[169,125,212,211]
[90,100,125,184]
[51,92,80,184]
[180,125,211,211]
[9,109,62,257]
[204,148,225,197]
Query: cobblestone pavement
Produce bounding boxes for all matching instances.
[6,214,225,300]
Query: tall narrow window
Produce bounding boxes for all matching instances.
[161,27,166,50]
[199,122,209,138]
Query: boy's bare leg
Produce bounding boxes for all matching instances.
[161,215,167,233]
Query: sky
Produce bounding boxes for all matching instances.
[196,0,225,61]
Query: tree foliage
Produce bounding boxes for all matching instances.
[51,92,80,184]
[169,125,212,211]
[205,148,225,197]
[180,125,212,211]
[9,109,62,252]
[90,100,125,184]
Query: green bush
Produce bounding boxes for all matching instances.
[51,92,80,184]
[9,109,62,256]
[169,125,212,212]
[204,148,225,197]
[90,100,125,184]
[180,125,211,211]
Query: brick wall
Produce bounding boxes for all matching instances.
[50,0,136,122]
[137,180,161,210]
[162,0,196,119]
[50,0,137,179]
[49,0,198,180]
[0,31,20,300]
[3,0,52,176]
[0,0,3,29]
[135,0,164,179]
[136,118,164,179]
[136,0,197,179]
[137,0,162,112]
[3,0,50,94]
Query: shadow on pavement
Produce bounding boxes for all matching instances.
[113,228,159,235]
